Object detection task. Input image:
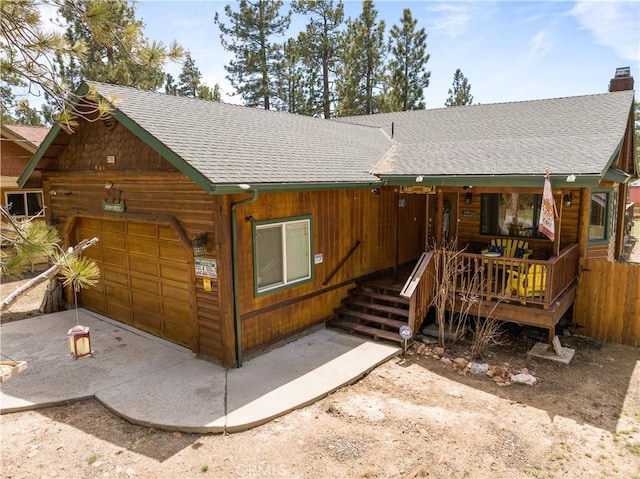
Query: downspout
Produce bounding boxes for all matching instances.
[231,186,259,368]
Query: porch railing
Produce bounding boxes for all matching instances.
[448,243,579,309]
[400,251,435,332]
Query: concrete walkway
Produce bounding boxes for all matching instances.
[0,309,399,433]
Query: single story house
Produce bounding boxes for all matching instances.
[19,69,636,366]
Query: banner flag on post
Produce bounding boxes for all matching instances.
[538,171,555,242]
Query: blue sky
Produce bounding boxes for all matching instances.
[111,1,640,107]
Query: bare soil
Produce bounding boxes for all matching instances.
[1,277,639,479]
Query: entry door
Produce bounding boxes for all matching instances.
[75,217,193,347]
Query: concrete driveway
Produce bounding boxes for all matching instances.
[0,309,399,433]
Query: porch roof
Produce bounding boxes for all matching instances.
[339,90,635,187]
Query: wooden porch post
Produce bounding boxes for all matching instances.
[436,189,444,248]
[554,193,562,257]
[578,188,591,259]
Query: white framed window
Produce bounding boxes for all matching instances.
[254,216,312,295]
[5,191,45,219]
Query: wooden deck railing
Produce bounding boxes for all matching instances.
[447,243,579,309]
[400,251,435,332]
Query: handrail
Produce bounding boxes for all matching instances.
[448,243,579,309]
[322,240,361,286]
[400,251,435,332]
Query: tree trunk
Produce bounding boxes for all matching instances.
[39,277,65,314]
[0,237,99,313]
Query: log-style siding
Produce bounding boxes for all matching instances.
[457,188,581,259]
[232,187,424,353]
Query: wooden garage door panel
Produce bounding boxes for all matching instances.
[102,268,129,286]
[159,242,189,260]
[128,222,156,237]
[129,256,159,276]
[100,232,126,250]
[160,263,190,282]
[76,217,192,347]
[129,275,160,295]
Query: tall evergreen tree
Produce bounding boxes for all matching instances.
[177,52,202,98]
[388,8,430,111]
[164,73,178,95]
[55,0,178,92]
[212,83,222,102]
[336,0,386,116]
[215,0,290,110]
[2,0,181,130]
[293,0,344,119]
[445,68,474,106]
[277,38,307,114]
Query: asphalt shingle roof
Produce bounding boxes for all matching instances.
[88,82,389,187]
[337,91,635,178]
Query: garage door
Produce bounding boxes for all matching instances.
[75,217,193,347]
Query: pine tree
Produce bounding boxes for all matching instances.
[2,0,181,130]
[165,73,178,95]
[212,83,222,102]
[215,0,290,110]
[55,0,179,92]
[293,0,344,119]
[388,8,430,111]
[445,69,474,106]
[277,38,307,114]
[336,0,386,116]
[177,53,203,98]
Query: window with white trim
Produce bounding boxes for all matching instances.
[254,217,312,294]
[5,191,45,219]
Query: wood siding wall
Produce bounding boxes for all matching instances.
[43,120,230,362]
[457,188,581,259]
[232,187,425,353]
[575,258,640,346]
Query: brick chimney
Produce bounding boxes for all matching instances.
[609,66,634,92]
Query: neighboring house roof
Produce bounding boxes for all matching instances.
[19,83,635,191]
[337,91,635,187]
[1,124,49,153]
[1,124,49,189]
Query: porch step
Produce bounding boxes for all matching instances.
[334,308,407,330]
[327,318,404,344]
[328,273,411,344]
[349,288,410,307]
[342,299,409,318]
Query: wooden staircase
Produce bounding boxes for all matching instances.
[328,279,410,344]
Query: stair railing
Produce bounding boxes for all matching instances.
[400,251,435,332]
[323,240,362,286]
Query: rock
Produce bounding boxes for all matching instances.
[468,362,489,375]
[433,347,445,357]
[417,344,426,355]
[486,369,495,378]
[493,375,505,383]
[453,357,468,370]
[511,373,537,386]
[494,366,509,377]
[440,357,452,366]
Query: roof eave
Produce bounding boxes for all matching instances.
[377,174,604,188]
[209,180,384,194]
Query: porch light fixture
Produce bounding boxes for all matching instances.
[563,193,573,208]
[415,176,424,182]
[192,232,208,257]
[67,325,92,359]
[465,192,473,204]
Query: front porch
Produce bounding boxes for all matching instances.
[329,243,579,345]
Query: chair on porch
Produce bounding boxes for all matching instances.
[505,264,547,302]
[482,238,532,259]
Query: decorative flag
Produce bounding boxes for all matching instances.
[538,171,555,241]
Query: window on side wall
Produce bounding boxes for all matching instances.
[5,191,45,219]
[588,191,610,241]
[480,193,543,238]
[254,216,312,295]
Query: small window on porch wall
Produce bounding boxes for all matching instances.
[588,191,610,240]
[480,193,543,238]
[254,216,312,295]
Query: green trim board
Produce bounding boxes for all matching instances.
[377,174,605,188]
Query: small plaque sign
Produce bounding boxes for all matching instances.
[463,210,474,218]
[399,325,413,340]
[102,200,125,213]
[195,258,217,278]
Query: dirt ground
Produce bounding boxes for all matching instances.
[1,277,639,479]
